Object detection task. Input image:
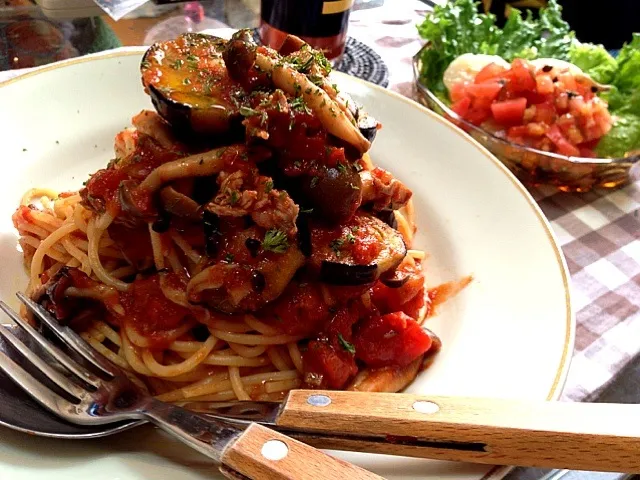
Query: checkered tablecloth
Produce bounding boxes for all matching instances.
[1,1,638,403]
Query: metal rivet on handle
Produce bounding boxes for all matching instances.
[412,400,439,414]
[307,394,332,407]
[261,439,289,461]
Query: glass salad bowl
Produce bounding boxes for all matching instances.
[412,44,640,192]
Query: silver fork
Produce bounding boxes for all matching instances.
[0,293,383,480]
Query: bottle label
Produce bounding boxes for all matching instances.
[261,0,353,38]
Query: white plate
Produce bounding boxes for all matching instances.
[0,51,574,480]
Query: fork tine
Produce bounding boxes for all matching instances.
[0,301,102,388]
[0,322,87,400]
[16,293,120,377]
[0,347,77,422]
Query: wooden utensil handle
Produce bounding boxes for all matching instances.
[221,423,384,480]
[276,390,640,473]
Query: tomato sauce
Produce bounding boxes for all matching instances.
[82,135,181,215]
[121,274,193,348]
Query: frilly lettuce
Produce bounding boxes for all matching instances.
[416,0,571,100]
[569,42,617,84]
[613,34,640,94]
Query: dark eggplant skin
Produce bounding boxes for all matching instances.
[374,208,398,229]
[309,213,406,286]
[320,262,377,286]
[380,269,410,288]
[340,92,380,143]
[299,166,363,224]
[141,34,242,137]
[357,112,379,143]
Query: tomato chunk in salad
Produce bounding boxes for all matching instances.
[449,58,613,157]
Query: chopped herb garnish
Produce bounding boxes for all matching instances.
[264,180,274,193]
[262,229,289,253]
[338,334,356,354]
[183,78,192,85]
[140,60,151,69]
[330,238,344,256]
[290,96,311,114]
[310,176,319,188]
[345,232,356,244]
[229,190,239,205]
[300,207,314,213]
[294,160,301,167]
[239,106,260,117]
[239,106,268,126]
[336,163,347,174]
[171,59,184,69]
[309,75,324,86]
[225,253,235,263]
[305,87,312,94]
[354,162,364,172]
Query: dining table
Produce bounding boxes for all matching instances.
[0,1,639,479]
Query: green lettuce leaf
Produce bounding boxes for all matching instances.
[498,8,539,60]
[613,33,640,93]
[595,112,640,158]
[416,0,499,99]
[569,42,617,84]
[535,0,573,59]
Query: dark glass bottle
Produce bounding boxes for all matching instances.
[259,0,353,61]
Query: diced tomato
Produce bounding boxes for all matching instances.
[371,262,425,318]
[465,81,503,102]
[545,125,580,156]
[464,106,491,125]
[507,125,529,138]
[535,74,554,95]
[578,147,596,158]
[270,283,329,336]
[450,57,613,157]
[506,59,536,93]
[303,339,357,389]
[353,312,432,368]
[534,102,556,124]
[474,63,507,84]
[449,82,467,102]
[491,97,527,125]
[451,97,471,117]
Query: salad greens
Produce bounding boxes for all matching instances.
[568,42,616,84]
[417,0,640,158]
[416,0,572,99]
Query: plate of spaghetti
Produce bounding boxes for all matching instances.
[0,32,573,480]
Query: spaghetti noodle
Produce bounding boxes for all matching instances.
[13,32,445,403]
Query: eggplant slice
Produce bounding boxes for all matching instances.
[308,213,406,286]
[141,33,243,136]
